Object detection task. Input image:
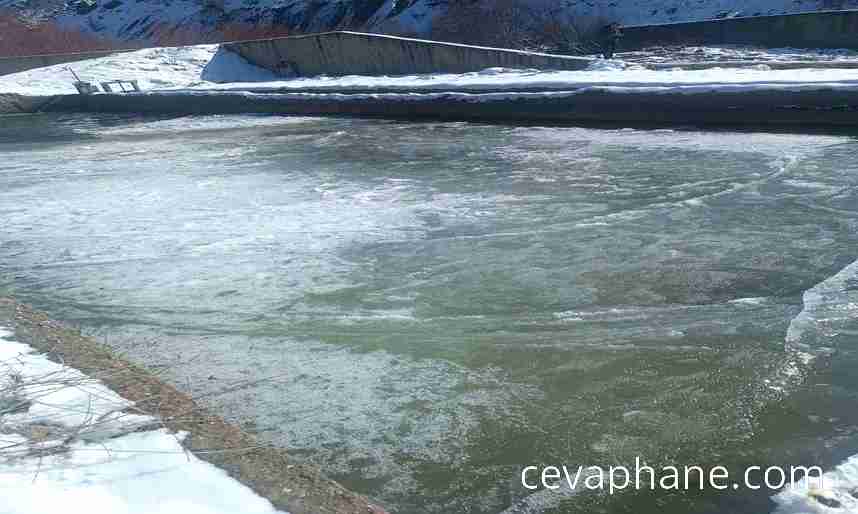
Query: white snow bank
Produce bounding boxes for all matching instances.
[773,453,858,513]
[629,46,858,64]
[177,48,858,93]
[0,45,218,96]
[0,326,286,514]
[201,47,280,83]
[189,65,858,94]
[585,59,633,71]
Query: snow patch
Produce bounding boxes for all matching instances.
[585,59,634,71]
[0,326,286,514]
[773,453,858,513]
[201,47,280,83]
[190,62,858,93]
[0,45,217,95]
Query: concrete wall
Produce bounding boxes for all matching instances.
[0,50,123,77]
[622,10,858,50]
[0,94,60,115]
[46,89,858,127]
[222,31,592,77]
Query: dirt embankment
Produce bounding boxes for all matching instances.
[0,297,388,514]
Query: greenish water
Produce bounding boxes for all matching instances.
[1,113,857,514]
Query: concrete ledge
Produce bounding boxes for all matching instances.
[0,93,61,115]
[623,10,858,50]
[222,31,593,77]
[44,89,858,127]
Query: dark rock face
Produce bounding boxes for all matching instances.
[352,0,387,24]
[72,0,98,15]
[388,0,417,18]
[8,0,858,45]
[223,1,381,33]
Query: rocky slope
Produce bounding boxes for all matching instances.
[2,0,858,47]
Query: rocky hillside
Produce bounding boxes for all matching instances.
[371,0,858,34]
[2,0,858,44]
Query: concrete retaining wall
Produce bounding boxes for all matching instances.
[0,94,60,115]
[622,10,858,50]
[45,89,858,127]
[222,31,592,77]
[0,50,124,77]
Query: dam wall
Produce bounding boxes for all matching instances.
[0,93,59,115]
[222,31,592,77]
[0,50,124,77]
[45,89,858,127]
[622,10,858,50]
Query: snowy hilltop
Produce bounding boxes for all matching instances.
[2,0,858,44]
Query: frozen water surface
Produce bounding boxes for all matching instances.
[0,113,857,514]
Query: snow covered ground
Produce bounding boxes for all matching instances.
[194,62,858,94]
[0,45,218,96]
[6,44,858,97]
[0,326,286,514]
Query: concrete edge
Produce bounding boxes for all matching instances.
[38,89,858,128]
[0,94,61,115]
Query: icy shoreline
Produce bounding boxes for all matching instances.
[0,298,388,514]
[0,325,287,514]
